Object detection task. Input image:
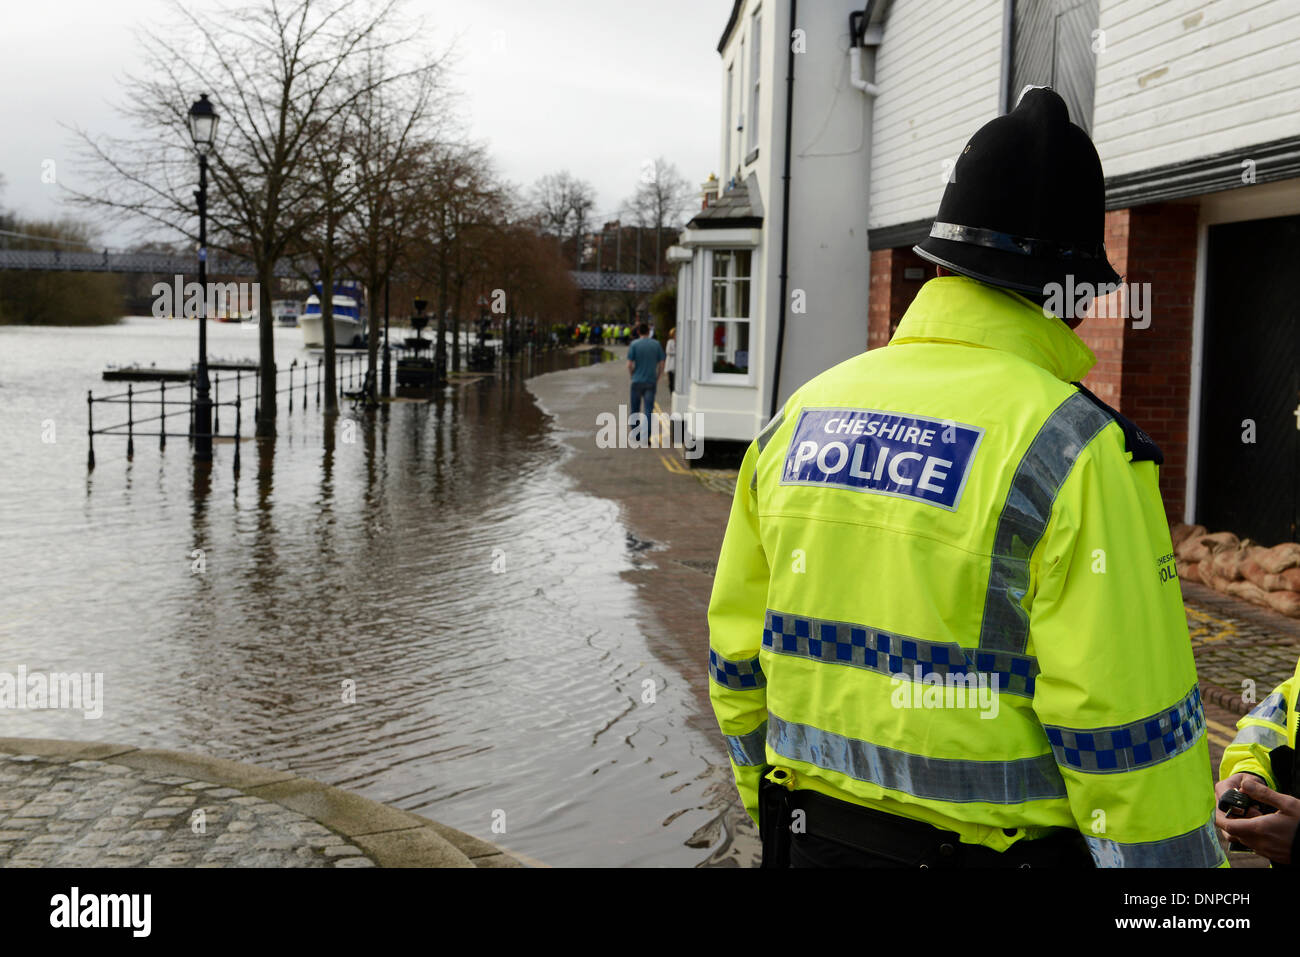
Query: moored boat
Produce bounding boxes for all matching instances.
[272,299,301,327]
[300,281,365,347]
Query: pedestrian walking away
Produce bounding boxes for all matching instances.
[666,327,677,395]
[707,87,1225,869]
[627,322,666,445]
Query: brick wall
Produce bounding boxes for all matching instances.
[1079,203,1198,521]
[868,247,936,349]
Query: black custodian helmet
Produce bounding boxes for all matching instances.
[914,87,1121,297]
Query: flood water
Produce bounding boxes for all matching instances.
[0,317,730,867]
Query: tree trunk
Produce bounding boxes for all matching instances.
[366,275,381,403]
[436,238,449,383]
[321,223,338,416]
[452,277,465,372]
[256,262,277,437]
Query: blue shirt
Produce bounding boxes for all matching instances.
[628,337,666,385]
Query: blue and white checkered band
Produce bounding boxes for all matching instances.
[708,649,766,690]
[779,408,984,511]
[1042,684,1206,774]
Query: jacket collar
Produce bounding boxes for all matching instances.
[889,276,1096,383]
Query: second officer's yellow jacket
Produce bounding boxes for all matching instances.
[1220,656,1299,789]
[707,275,1225,866]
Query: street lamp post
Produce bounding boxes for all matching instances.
[188,93,219,462]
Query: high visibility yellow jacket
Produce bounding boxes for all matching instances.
[1220,656,1299,789]
[707,275,1224,867]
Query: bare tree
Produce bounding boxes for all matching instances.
[627,157,694,276]
[345,43,451,401]
[69,0,433,437]
[530,170,596,269]
[292,120,365,415]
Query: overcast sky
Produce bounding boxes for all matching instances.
[0,0,731,245]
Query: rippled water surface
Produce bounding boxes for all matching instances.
[0,318,726,867]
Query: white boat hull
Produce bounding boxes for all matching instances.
[301,314,364,348]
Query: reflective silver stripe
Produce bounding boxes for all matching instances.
[1230,723,1287,750]
[1085,816,1226,868]
[709,648,766,690]
[1246,691,1287,727]
[763,609,1039,698]
[1042,684,1205,774]
[767,711,1067,804]
[756,409,786,453]
[753,409,786,489]
[979,391,1112,654]
[724,722,768,766]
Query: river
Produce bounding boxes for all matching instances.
[0,317,734,867]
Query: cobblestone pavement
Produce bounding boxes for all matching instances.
[0,753,374,868]
[0,741,526,868]
[1182,580,1300,717]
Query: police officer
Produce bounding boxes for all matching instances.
[707,87,1224,868]
[1217,655,1300,865]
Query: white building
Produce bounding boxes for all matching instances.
[673,0,1300,547]
[671,0,883,459]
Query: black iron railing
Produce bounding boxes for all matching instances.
[87,351,384,473]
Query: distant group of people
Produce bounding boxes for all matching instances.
[573,321,632,346]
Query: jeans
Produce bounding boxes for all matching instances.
[630,381,657,443]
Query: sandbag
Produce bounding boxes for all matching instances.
[1198,561,1232,591]
[1240,559,1271,590]
[1210,545,1248,582]
[1265,589,1300,617]
[1177,534,1212,563]
[1252,542,1300,575]
[1170,524,1201,549]
[1225,579,1272,609]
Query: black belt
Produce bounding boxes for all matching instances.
[761,774,1094,869]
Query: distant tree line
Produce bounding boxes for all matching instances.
[0,175,123,325]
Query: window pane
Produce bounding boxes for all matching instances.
[710,249,752,320]
[733,278,749,319]
[735,248,751,280]
[711,320,750,375]
[712,277,728,318]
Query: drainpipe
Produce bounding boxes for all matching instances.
[998,0,1014,114]
[848,1,883,100]
[769,0,798,421]
[849,45,881,96]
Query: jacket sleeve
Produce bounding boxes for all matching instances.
[706,438,770,825]
[1219,674,1294,789]
[1029,428,1226,867]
